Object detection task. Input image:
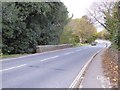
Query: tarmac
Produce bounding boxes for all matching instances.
[79,48,112,88]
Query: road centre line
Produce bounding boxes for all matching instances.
[0,64,27,72]
[64,48,89,55]
[1,56,59,71]
[64,52,74,55]
[76,50,81,52]
[1,51,75,71]
[40,49,86,62]
[102,85,106,88]
[0,48,90,71]
[40,55,59,62]
[0,47,94,72]
[75,48,88,52]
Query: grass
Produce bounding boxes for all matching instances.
[0,54,28,59]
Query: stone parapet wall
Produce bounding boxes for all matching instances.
[36,44,73,53]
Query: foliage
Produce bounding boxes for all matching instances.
[60,21,79,45]
[2,2,69,54]
[103,2,119,50]
[97,30,110,40]
[0,54,27,59]
[88,1,120,50]
[60,16,97,44]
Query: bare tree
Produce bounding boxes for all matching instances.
[87,0,115,31]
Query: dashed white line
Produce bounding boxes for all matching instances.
[79,85,83,88]
[101,85,106,88]
[0,64,27,72]
[0,48,89,72]
[64,52,74,55]
[1,55,60,71]
[40,55,59,62]
[75,48,88,52]
[76,50,81,52]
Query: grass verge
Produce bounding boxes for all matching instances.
[0,54,27,59]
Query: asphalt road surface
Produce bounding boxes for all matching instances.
[1,43,106,88]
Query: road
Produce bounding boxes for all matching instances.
[1,43,106,88]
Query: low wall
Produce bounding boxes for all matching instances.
[36,44,73,53]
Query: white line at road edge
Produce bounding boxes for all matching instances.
[0,64,27,72]
[69,48,104,88]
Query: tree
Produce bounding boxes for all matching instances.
[97,30,110,40]
[75,16,97,43]
[88,1,120,49]
[87,1,114,31]
[60,24,79,44]
[108,2,120,49]
[2,2,69,54]
[60,16,97,44]
[0,3,2,53]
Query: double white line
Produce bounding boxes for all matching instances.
[69,49,103,88]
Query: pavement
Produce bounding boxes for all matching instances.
[0,43,107,88]
[80,48,111,88]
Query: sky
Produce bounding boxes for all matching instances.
[61,0,117,18]
[61,0,96,19]
[61,0,105,32]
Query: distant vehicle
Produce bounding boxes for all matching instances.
[91,42,97,46]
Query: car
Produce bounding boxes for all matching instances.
[91,42,97,46]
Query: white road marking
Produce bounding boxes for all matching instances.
[64,52,74,55]
[40,56,59,62]
[69,49,103,88]
[0,64,27,72]
[1,55,59,71]
[79,85,83,88]
[102,85,106,88]
[76,50,81,52]
[75,48,88,52]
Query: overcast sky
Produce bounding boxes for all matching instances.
[61,0,96,19]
